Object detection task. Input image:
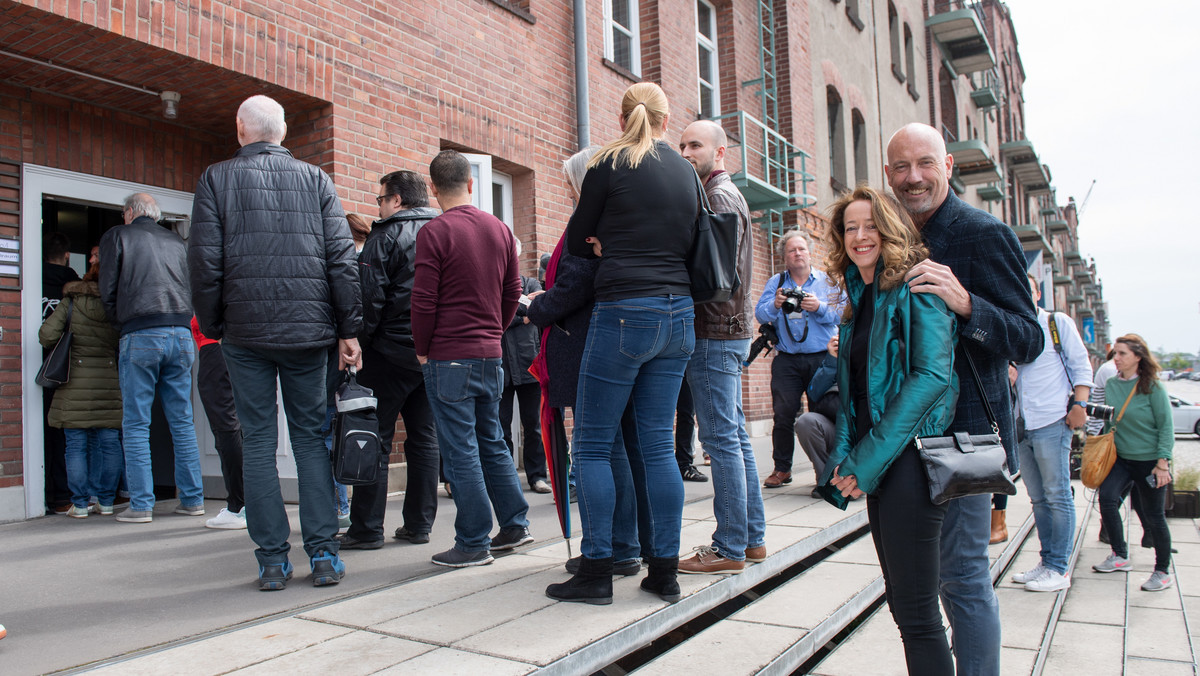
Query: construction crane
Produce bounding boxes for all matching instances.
[1078,179,1097,216]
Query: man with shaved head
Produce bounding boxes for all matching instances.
[675,120,767,574]
[886,122,1043,674]
[190,94,363,591]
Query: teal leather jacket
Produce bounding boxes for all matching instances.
[819,263,959,509]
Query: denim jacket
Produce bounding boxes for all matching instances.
[819,263,959,509]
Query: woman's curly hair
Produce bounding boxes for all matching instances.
[824,185,927,321]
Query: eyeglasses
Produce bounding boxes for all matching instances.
[375,194,395,206]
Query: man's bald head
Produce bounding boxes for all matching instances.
[236,95,287,146]
[679,120,727,181]
[884,122,954,227]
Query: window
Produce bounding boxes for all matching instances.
[938,69,958,142]
[604,0,640,75]
[852,109,868,187]
[462,153,513,230]
[904,25,918,100]
[827,87,846,191]
[889,3,903,82]
[696,0,719,119]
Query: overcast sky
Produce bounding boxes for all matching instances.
[1001,0,1200,355]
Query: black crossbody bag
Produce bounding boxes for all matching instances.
[915,347,1017,505]
[36,300,74,389]
[686,169,741,305]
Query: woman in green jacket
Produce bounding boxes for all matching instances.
[819,186,959,675]
[39,265,123,517]
[1093,333,1174,591]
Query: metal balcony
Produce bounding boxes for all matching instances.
[1012,223,1052,255]
[1046,218,1069,234]
[926,8,996,74]
[977,183,1005,201]
[1053,274,1072,286]
[970,85,999,109]
[946,139,1001,184]
[713,110,815,215]
[999,140,1051,195]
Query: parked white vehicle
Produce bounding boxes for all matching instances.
[1170,396,1200,437]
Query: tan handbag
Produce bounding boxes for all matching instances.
[1080,385,1137,489]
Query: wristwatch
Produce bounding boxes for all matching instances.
[1070,400,1087,409]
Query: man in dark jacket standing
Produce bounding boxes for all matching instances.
[189,95,362,591]
[676,120,766,575]
[41,232,79,514]
[99,193,204,524]
[338,169,440,550]
[886,122,1043,674]
[500,237,548,494]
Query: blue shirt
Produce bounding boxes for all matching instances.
[754,268,843,354]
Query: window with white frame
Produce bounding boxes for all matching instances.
[462,153,513,231]
[604,0,640,75]
[696,0,719,119]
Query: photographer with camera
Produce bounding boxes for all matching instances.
[754,230,842,489]
[1009,275,1093,592]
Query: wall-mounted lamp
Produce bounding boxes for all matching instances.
[160,91,181,119]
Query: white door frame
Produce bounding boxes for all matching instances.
[16,165,198,520]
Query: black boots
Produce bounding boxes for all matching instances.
[546,556,614,605]
[640,556,681,603]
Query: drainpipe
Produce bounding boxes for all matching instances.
[573,0,591,149]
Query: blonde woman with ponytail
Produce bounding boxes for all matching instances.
[548,82,702,606]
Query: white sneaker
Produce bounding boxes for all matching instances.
[205,508,247,530]
[1025,568,1071,592]
[1012,562,1046,584]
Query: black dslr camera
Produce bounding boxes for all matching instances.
[780,288,809,314]
[1085,402,1115,421]
[744,323,780,366]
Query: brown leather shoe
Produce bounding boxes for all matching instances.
[763,471,792,488]
[678,546,745,575]
[989,509,1008,544]
[745,545,767,563]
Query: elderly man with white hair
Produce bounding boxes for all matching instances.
[189,95,363,591]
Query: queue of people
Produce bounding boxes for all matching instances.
[33,87,1177,676]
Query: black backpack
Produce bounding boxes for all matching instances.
[331,367,384,486]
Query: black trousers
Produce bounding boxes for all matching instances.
[500,381,546,484]
[348,346,439,540]
[769,351,825,472]
[674,373,696,467]
[1098,456,1172,572]
[867,445,954,676]
[196,343,245,513]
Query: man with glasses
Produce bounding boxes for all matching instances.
[338,170,442,550]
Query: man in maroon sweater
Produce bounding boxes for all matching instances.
[413,150,532,568]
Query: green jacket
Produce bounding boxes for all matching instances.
[38,280,122,429]
[819,264,959,508]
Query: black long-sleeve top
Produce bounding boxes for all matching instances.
[565,141,699,301]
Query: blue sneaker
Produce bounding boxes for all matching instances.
[311,550,345,587]
[259,561,294,591]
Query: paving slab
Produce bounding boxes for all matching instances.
[1058,576,1126,625]
[999,646,1036,676]
[995,586,1055,650]
[1126,606,1194,662]
[1128,572,1184,610]
[810,608,907,676]
[1172,564,1200,598]
[372,646,536,675]
[228,630,433,675]
[1168,519,1199,544]
[636,619,803,674]
[1124,656,1200,676]
[732,559,880,630]
[771,501,865,529]
[86,617,353,676]
[1042,620,1124,676]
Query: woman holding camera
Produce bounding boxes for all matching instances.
[820,186,958,675]
[546,82,699,605]
[1092,333,1174,591]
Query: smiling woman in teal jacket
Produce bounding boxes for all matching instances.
[818,185,959,676]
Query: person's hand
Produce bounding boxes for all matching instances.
[830,466,864,499]
[1066,404,1087,430]
[528,289,545,298]
[827,335,839,358]
[1153,464,1172,487]
[904,260,972,318]
[799,293,821,313]
[416,354,428,366]
[774,288,787,309]
[522,316,530,324]
[338,337,362,371]
[585,236,603,257]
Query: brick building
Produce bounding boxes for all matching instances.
[0,0,1107,521]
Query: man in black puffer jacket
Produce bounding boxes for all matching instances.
[338,169,440,550]
[189,94,362,592]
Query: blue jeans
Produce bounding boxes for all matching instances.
[223,345,339,567]
[321,405,351,516]
[422,358,529,553]
[939,493,1001,675]
[686,337,765,560]
[1018,418,1075,575]
[64,428,122,508]
[573,296,694,559]
[118,326,204,512]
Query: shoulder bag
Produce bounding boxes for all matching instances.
[916,346,1018,505]
[686,169,740,305]
[36,300,74,389]
[1080,385,1137,489]
[331,367,384,486]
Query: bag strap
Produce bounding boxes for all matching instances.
[1112,382,1137,428]
[691,168,715,216]
[1046,311,1073,387]
[64,298,73,329]
[959,345,1001,435]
